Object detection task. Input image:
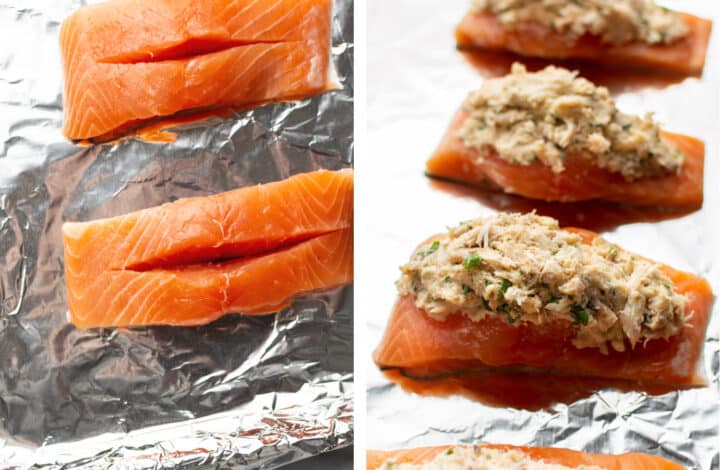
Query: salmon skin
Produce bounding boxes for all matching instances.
[374,228,713,392]
[60,0,333,141]
[427,110,705,208]
[62,169,353,328]
[456,11,712,75]
[367,444,685,469]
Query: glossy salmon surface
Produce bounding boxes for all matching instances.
[60,0,332,140]
[374,229,712,389]
[63,169,354,328]
[456,11,712,75]
[427,110,705,208]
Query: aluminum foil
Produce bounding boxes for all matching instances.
[0,0,354,467]
[363,0,719,468]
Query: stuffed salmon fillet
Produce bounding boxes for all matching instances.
[427,64,705,208]
[368,444,684,469]
[456,2,712,75]
[63,169,353,328]
[428,111,705,207]
[60,0,333,140]
[374,213,713,391]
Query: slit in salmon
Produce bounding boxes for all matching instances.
[97,37,288,64]
[59,0,333,140]
[62,170,354,328]
[118,230,338,272]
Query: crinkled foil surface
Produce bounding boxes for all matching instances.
[0,0,353,467]
[364,0,719,468]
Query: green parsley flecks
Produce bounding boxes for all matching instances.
[396,213,686,354]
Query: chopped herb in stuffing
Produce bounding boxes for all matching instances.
[458,64,684,181]
[396,213,686,353]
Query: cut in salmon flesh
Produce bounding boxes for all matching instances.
[60,0,333,140]
[62,169,354,328]
[367,444,685,470]
[427,110,705,208]
[374,228,713,391]
[456,11,712,75]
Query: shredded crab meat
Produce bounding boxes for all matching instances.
[458,64,685,181]
[378,446,605,470]
[471,0,688,46]
[397,212,687,353]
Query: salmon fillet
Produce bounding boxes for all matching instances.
[374,229,713,390]
[60,0,332,140]
[368,444,685,469]
[63,169,353,328]
[456,11,712,75]
[427,110,705,208]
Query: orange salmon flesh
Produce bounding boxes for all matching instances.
[427,110,705,208]
[62,169,354,328]
[60,0,333,140]
[456,11,712,75]
[374,228,713,390]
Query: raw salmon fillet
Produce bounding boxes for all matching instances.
[456,11,712,75]
[374,229,713,390]
[427,110,705,208]
[368,444,685,469]
[60,0,333,140]
[63,169,353,328]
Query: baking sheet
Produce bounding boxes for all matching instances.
[363,0,719,468]
[0,0,354,467]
